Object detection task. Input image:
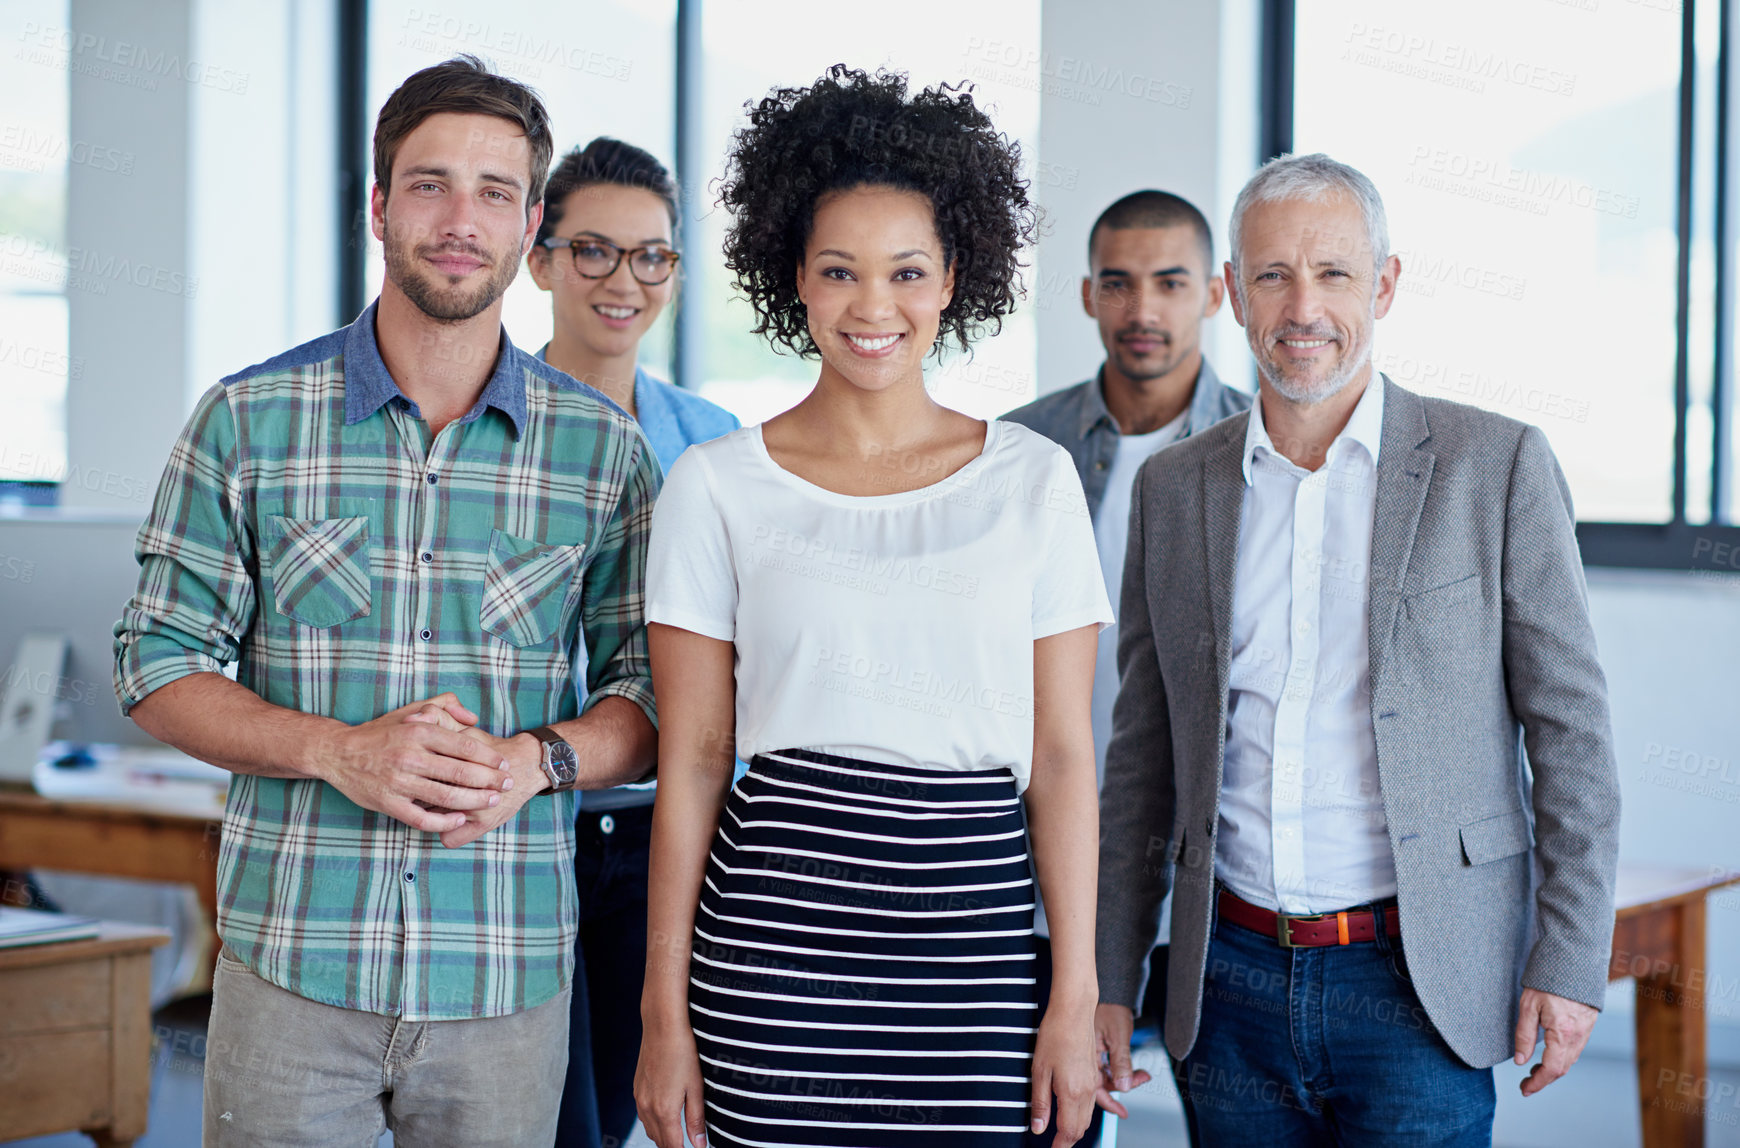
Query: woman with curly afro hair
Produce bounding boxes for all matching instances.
[636,66,1111,1148]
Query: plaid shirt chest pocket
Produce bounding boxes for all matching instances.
[480,529,586,647]
[264,514,374,628]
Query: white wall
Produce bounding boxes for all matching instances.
[63,0,338,510]
[1034,0,1257,397]
[1587,569,1740,1061]
[63,0,195,510]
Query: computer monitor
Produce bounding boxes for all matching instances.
[0,510,167,748]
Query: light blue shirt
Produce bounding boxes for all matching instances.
[630,365,742,475]
[536,348,740,475]
[537,347,740,809]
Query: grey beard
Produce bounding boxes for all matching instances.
[1253,303,1378,406]
[1255,342,1369,406]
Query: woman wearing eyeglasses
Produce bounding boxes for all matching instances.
[529,136,739,469]
[527,137,739,1148]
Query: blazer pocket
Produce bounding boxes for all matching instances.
[480,529,585,648]
[1459,807,1534,866]
[1403,572,1481,619]
[266,515,372,628]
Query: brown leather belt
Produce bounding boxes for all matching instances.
[1218,888,1401,949]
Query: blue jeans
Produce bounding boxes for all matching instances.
[1180,903,1495,1146]
[555,803,653,1148]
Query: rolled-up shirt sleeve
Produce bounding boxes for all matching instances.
[113,383,256,714]
[577,432,662,728]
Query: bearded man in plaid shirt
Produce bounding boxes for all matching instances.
[113,56,659,1147]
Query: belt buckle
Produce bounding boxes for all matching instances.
[1275,911,1325,948]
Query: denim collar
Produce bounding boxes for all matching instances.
[342,299,528,436]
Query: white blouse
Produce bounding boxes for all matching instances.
[644,420,1112,792]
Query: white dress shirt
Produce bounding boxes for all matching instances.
[1216,377,1395,915]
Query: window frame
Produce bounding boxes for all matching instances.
[338,0,367,326]
[1266,0,1740,572]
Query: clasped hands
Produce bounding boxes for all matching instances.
[311,692,549,848]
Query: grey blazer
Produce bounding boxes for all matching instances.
[1097,377,1621,1069]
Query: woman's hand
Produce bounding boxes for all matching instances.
[1029,995,1098,1145]
[636,624,735,1148]
[634,1013,709,1148]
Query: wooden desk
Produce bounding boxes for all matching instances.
[0,790,221,981]
[1612,862,1740,1147]
[0,923,171,1146]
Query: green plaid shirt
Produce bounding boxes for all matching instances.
[114,301,659,1020]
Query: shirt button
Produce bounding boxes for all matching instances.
[1296,621,1310,635]
[420,551,434,564]
[404,872,415,883]
[426,473,439,485]
[419,628,432,641]
[1094,459,1108,471]
[600,815,616,835]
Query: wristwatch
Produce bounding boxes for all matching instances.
[528,726,579,792]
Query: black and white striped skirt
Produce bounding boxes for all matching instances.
[690,747,1038,1147]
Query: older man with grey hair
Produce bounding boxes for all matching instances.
[1092,153,1620,1145]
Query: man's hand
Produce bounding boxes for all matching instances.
[1514,987,1599,1096]
[1093,1003,1154,1118]
[401,709,550,849]
[309,693,514,835]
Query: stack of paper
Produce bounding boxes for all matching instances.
[0,906,102,949]
[32,741,229,813]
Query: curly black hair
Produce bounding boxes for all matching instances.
[716,65,1038,358]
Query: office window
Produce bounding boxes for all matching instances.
[690,0,1043,423]
[0,0,71,491]
[1294,1,1682,523]
[366,0,678,374]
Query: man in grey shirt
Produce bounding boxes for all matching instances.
[1005,190,1249,775]
[1004,189,1246,1146]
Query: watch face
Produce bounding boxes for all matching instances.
[549,740,579,784]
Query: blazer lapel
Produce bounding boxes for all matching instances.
[1367,378,1435,687]
[1201,424,1246,699]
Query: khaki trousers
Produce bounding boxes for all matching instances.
[203,946,569,1147]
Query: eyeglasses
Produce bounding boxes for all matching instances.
[540,235,681,285]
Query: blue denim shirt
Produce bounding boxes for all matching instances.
[1001,358,1251,522]
[625,366,742,475]
[536,347,740,474]
[537,348,741,809]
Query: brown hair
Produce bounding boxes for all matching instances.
[372,55,555,209]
